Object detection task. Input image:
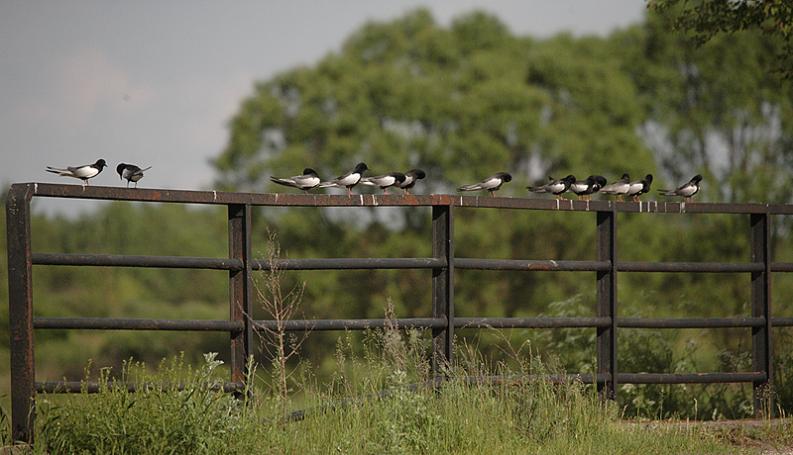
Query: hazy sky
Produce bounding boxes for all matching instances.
[0,1,645,213]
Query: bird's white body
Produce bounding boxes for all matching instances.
[600,181,630,195]
[277,175,320,189]
[360,175,398,187]
[569,182,589,194]
[676,184,698,197]
[626,180,645,197]
[50,165,101,179]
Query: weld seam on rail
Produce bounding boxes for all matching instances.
[32,253,242,270]
[252,258,446,270]
[33,317,243,332]
[253,318,447,331]
[35,381,245,394]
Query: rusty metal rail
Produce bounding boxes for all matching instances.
[6,182,792,442]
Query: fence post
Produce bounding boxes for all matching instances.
[7,184,35,443]
[229,204,253,386]
[596,209,617,400]
[432,204,454,377]
[751,212,772,416]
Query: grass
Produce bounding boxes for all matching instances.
[0,328,756,455]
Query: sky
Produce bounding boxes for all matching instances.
[0,1,645,214]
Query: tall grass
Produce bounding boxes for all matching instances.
[23,326,742,454]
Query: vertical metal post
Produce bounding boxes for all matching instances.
[228,204,253,385]
[596,209,617,400]
[432,204,454,376]
[7,184,35,443]
[751,212,772,416]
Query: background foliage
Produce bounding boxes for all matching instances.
[3,7,793,419]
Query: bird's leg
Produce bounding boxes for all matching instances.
[383,188,389,195]
[632,195,639,202]
[346,187,352,197]
[616,195,623,202]
[489,191,495,197]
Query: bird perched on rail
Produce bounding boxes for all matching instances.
[659,174,703,202]
[527,175,576,199]
[397,169,426,195]
[626,174,653,202]
[457,172,512,197]
[569,175,607,201]
[116,163,152,188]
[318,162,368,196]
[270,168,321,192]
[46,159,107,186]
[360,172,407,194]
[599,173,631,201]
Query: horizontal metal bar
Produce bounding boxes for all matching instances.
[253,317,447,331]
[772,318,793,327]
[455,317,611,328]
[33,253,242,270]
[617,372,765,384]
[36,380,245,394]
[455,373,609,385]
[34,317,243,332]
[618,317,765,329]
[17,183,779,214]
[252,257,445,270]
[771,263,793,272]
[617,262,763,273]
[455,259,609,272]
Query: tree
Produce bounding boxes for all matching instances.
[648,0,793,77]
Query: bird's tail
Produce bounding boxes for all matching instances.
[270,177,296,187]
[46,166,70,176]
[526,186,548,193]
[358,177,377,186]
[657,189,676,196]
[140,166,152,172]
[457,184,483,192]
[317,181,338,188]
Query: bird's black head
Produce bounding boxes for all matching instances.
[96,159,107,169]
[644,174,653,183]
[621,173,630,180]
[590,175,606,186]
[409,169,426,179]
[563,174,576,183]
[354,162,368,173]
[691,174,703,183]
[303,168,318,176]
[116,163,126,179]
[499,173,513,182]
[392,172,407,183]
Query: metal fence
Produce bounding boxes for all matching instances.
[7,182,793,442]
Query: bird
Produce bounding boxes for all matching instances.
[360,172,407,194]
[569,175,607,201]
[397,169,426,195]
[116,163,152,188]
[457,172,512,197]
[626,174,653,202]
[527,175,576,199]
[318,162,368,196]
[599,173,632,201]
[659,174,703,202]
[269,168,321,192]
[46,159,107,186]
